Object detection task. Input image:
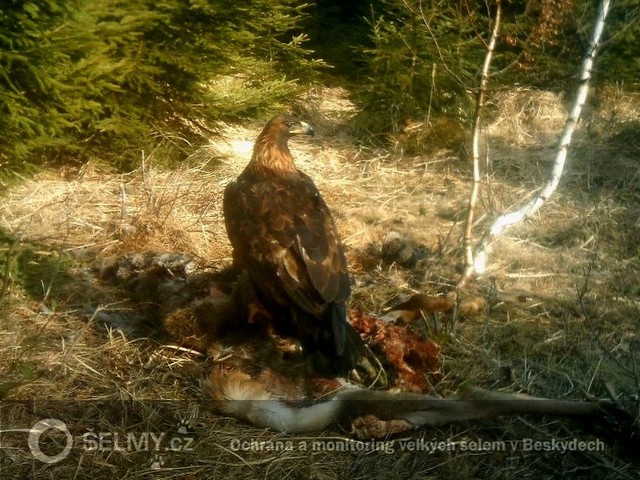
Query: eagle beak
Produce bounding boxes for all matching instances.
[291,121,315,137]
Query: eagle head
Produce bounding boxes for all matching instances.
[267,114,315,143]
[249,114,315,173]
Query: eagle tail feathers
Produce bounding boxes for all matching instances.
[330,303,347,356]
[300,304,364,377]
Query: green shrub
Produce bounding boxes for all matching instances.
[0,0,318,182]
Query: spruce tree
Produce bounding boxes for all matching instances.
[0,0,317,183]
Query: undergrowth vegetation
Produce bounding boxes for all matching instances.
[3,0,639,183]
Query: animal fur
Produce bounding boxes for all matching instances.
[206,367,629,438]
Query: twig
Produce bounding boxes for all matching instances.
[0,240,17,300]
[414,0,472,89]
[158,344,206,358]
[120,182,127,221]
[426,62,436,125]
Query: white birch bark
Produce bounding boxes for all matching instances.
[471,0,611,276]
[460,0,502,287]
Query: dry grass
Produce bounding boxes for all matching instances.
[1,85,639,478]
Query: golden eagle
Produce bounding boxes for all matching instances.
[223,114,363,376]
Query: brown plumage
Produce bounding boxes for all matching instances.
[223,114,363,376]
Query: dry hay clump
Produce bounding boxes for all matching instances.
[479,88,569,195]
[589,84,640,129]
[486,87,567,147]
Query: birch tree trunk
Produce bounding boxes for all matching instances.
[459,0,502,289]
[465,0,611,280]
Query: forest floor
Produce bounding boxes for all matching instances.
[1,86,639,479]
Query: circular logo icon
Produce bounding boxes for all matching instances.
[28,418,73,464]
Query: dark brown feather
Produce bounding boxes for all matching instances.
[223,115,362,375]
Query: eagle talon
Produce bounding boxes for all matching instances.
[247,301,273,325]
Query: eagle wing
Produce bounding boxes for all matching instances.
[223,170,349,316]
